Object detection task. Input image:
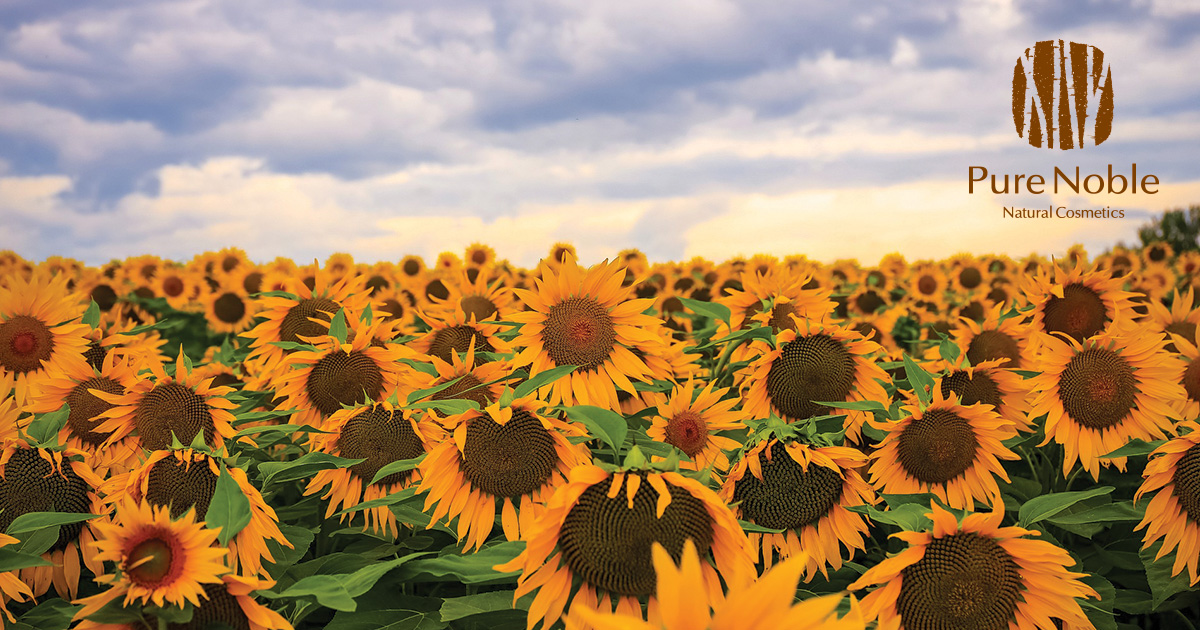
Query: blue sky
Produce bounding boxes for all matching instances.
[2,0,1199,267]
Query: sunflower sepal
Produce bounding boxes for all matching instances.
[82,300,101,329]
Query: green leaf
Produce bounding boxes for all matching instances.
[369,455,426,487]
[25,405,69,447]
[678,297,732,327]
[689,325,774,352]
[16,598,81,630]
[1046,501,1143,526]
[398,358,439,376]
[0,547,53,572]
[937,334,962,365]
[6,512,98,536]
[208,467,253,546]
[261,575,357,611]
[9,525,59,557]
[400,542,524,584]
[329,308,349,344]
[264,523,315,575]
[337,487,419,517]
[1018,486,1114,527]
[329,609,448,630]
[82,300,100,329]
[440,591,525,622]
[270,341,319,352]
[254,291,299,299]
[564,405,628,453]
[1101,438,1166,459]
[846,503,932,531]
[258,453,367,488]
[407,375,467,404]
[361,303,374,324]
[143,603,193,624]
[1011,369,1041,379]
[1140,542,1195,609]
[737,519,786,534]
[406,399,479,416]
[513,365,578,400]
[818,399,887,413]
[901,354,935,407]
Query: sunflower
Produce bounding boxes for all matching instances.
[741,318,889,443]
[849,501,1097,630]
[273,318,412,427]
[155,265,201,311]
[1029,327,1185,479]
[646,380,743,472]
[907,263,949,305]
[494,464,754,630]
[424,268,516,325]
[108,449,291,578]
[240,268,374,378]
[0,272,91,406]
[403,339,510,421]
[305,401,439,538]
[0,533,33,624]
[867,386,1019,510]
[949,257,991,297]
[951,303,1033,370]
[85,308,170,369]
[203,286,258,334]
[76,574,294,630]
[509,255,671,411]
[1177,252,1200,290]
[1144,287,1199,352]
[1171,328,1200,420]
[1135,420,1200,585]
[927,356,1033,436]
[719,439,876,579]
[1024,259,1138,345]
[567,540,865,630]
[716,266,835,332]
[26,351,146,473]
[1143,241,1174,266]
[0,442,107,599]
[409,308,513,365]
[1096,246,1142,278]
[418,396,589,551]
[324,252,356,279]
[545,242,578,269]
[399,255,426,281]
[91,348,239,452]
[1134,263,1174,300]
[74,496,229,619]
[846,284,891,317]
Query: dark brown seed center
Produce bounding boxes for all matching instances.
[966,330,1021,369]
[135,383,216,450]
[128,537,175,584]
[0,449,92,552]
[765,334,857,421]
[66,377,123,446]
[543,297,616,372]
[940,371,1002,410]
[214,293,247,324]
[280,297,340,344]
[897,533,1022,630]
[1058,348,1137,430]
[0,315,55,373]
[664,411,709,457]
[1042,283,1108,342]
[1172,444,1200,524]
[460,410,559,498]
[897,409,979,484]
[461,295,498,322]
[733,441,844,530]
[305,350,385,417]
[145,456,218,519]
[428,325,495,363]
[336,405,426,486]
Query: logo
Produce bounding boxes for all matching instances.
[1012,40,1113,150]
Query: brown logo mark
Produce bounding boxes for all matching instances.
[1012,40,1113,150]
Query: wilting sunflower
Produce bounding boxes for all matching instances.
[0,532,33,624]
[203,287,258,334]
[74,497,229,619]
[273,319,412,427]
[850,502,1097,630]
[0,272,91,406]
[719,439,876,579]
[495,464,754,630]
[868,386,1019,510]
[1135,420,1200,585]
[646,380,743,472]
[1028,328,1185,479]
[108,449,291,578]
[566,540,865,630]
[418,396,589,550]
[951,303,1033,370]
[409,308,513,365]
[742,318,889,443]
[0,442,107,599]
[1024,259,1138,345]
[305,401,439,538]
[92,348,238,452]
[27,350,146,473]
[240,269,373,378]
[509,255,671,410]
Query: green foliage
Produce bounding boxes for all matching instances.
[1139,205,1200,253]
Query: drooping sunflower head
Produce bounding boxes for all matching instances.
[0,443,98,560]
[410,308,511,365]
[1136,421,1200,585]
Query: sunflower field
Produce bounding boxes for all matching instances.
[0,240,1198,630]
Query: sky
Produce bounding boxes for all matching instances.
[1,0,1198,268]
